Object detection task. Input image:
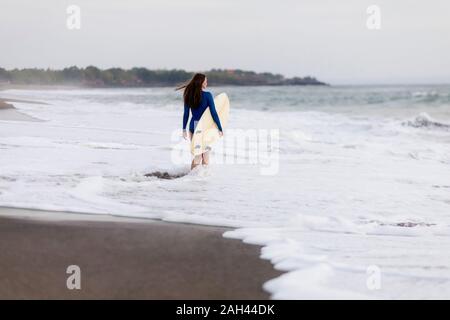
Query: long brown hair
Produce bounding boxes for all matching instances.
[176,73,206,109]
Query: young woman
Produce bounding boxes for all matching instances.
[177,73,223,170]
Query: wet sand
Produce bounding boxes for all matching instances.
[0,100,14,109]
[0,207,281,299]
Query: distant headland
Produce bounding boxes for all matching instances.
[0,67,327,88]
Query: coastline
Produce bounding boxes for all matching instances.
[0,207,282,299]
[0,67,328,87]
[0,99,14,109]
[0,97,45,121]
[0,84,83,92]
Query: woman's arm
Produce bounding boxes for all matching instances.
[206,92,223,132]
[182,104,189,130]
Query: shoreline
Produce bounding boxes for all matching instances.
[0,98,44,121]
[0,84,84,91]
[0,100,14,109]
[1,83,328,92]
[0,206,282,299]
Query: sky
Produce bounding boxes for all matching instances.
[1,0,449,85]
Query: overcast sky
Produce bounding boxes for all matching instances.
[1,0,449,84]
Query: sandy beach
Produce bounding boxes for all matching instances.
[0,98,43,121]
[0,207,281,299]
[0,100,14,110]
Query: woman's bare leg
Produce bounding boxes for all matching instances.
[191,155,202,170]
[189,131,200,170]
[202,151,210,166]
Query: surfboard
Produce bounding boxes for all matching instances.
[191,93,230,156]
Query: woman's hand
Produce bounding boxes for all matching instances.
[183,130,188,140]
[219,131,224,138]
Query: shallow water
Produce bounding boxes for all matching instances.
[1,85,449,298]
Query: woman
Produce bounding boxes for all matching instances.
[177,73,223,170]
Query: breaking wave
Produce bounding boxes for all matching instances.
[403,113,450,130]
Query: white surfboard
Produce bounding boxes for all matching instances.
[191,93,230,156]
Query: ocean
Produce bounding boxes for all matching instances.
[1,85,450,298]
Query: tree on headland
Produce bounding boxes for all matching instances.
[0,67,10,82]
[0,67,327,87]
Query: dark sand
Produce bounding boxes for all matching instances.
[0,100,14,109]
[0,208,281,299]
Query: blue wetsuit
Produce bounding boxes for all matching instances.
[183,91,223,133]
